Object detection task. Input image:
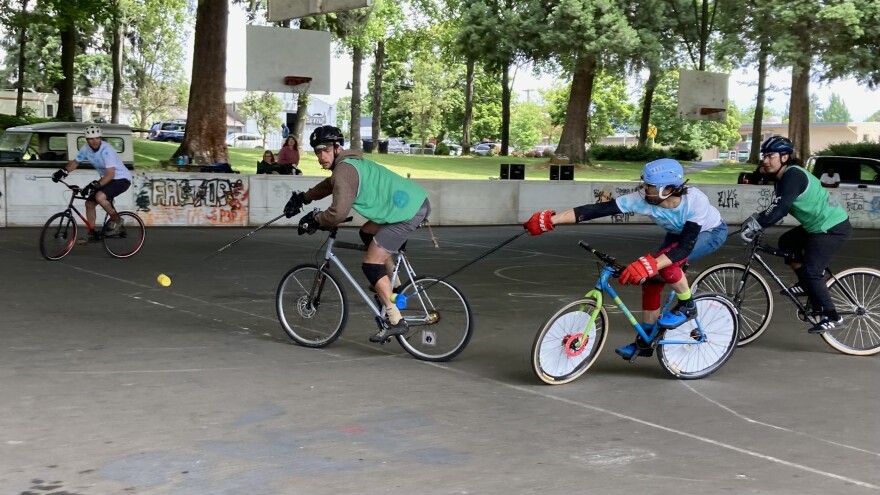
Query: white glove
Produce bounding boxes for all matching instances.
[740,214,763,243]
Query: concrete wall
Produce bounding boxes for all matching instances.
[4,168,880,229]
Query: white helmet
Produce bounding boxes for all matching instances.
[84,125,103,138]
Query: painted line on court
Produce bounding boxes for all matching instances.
[424,362,880,491]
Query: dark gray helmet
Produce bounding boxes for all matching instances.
[760,135,794,155]
[309,125,344,149]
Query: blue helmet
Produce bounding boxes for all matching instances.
[642,158,685,190]
[760,135,794,155]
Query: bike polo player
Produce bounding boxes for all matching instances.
[740,135,852,334]
[52,125,132,244]
[524,158,728,360]
[283,125,431,343]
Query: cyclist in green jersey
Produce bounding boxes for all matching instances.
[740,136,852,333]
[282,126,431,343]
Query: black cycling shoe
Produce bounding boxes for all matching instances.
[808,315,844,334]
[369,319,409,343]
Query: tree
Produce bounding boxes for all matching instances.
[175,0,228,164]
[509,100,545,151]
[543,72,636,146]
[819,93,852,122]
[238,91,282,146]
[868,109,880,122]
[398,56,453,146]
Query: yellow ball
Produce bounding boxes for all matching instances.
[157,274,172,287]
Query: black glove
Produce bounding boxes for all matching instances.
[81,180,101,197]
[298,209,320,235]
[284,191,310,218]
[52,169,68,183]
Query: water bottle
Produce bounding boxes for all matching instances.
[177,156,184,166]
[391,293,407,309]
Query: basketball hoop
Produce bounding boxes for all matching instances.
[283,76,312,96]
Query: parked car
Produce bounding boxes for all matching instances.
[148,120,186,142]
[0,122,135,169]
[473,143,497,156]
[407,142,435,155]
[226,132,264,149]
[387,138,407,154]
[806,155,880,188]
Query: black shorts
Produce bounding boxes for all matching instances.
[89,179,131,201]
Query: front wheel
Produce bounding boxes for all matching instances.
[276,264,348,347]
[40,212,77,261]
[657,293,738,380]
[103,211,145,258]
[395,277,473,362]
[821,268,880,356]
[531,299,609,385]
[692,263,773,346]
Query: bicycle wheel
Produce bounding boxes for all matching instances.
[531,299,609,385]
[276,264,348,347]
[821,267,880,356]
[657,293,738,380]
[103,211,145,258]
[395,276,473,362]
[40,212,77,261]
[692,263,773,346]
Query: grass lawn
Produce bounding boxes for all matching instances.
[133,138,756,184]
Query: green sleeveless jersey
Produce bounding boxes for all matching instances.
[345,157,427,224]
[786,166,848,233]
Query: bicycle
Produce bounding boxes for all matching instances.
[531,242,739,385]
[275,218,473,362]
[39,179,146,261]
[692,231,880,356]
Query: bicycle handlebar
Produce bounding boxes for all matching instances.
[578,241,624,271]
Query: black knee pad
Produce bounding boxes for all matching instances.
[362,263,386,287]
[359,229,374,247]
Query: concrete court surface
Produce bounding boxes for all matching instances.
[1,223,879,495]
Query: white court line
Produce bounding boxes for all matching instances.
[422,362,880,491]
[681,382,880,458]
[46,367,259,374]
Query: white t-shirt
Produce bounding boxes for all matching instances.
[820,173,840,185]
[615,187,723,234]
[76,141,132,181]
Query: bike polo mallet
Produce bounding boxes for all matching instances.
[155,213,286,287]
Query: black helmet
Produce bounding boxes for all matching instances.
[309,125,344,149]
[760,135,794,155]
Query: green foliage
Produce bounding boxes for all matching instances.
[868,109,880,122]
[398,56,454,146]
[509,101,545,151]
[0,112,56,130]
[816,142,880,159]
[238,92,283,143]
[587,144,700,162]
[435,143,450,155]
[587,71,637,145]
[819,93,852,123]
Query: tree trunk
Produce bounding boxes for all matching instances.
[370,40,384,153]
[749,41,769,163]
[111,0,124,124]
[557,53,596,164]
[14,0,29,117]
[462,58,474,156]
[500,59,510,156]
[698,0,709,70]
[788,61,811,161]
[176,0,228,164]
[637,65,658,147]
[350,45,364,150]
[56,23,77,121]
[294,93,309,146]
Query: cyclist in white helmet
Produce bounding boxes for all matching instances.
[523,158,727,361]
[52,125,133,244]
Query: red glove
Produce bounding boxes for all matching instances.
[619,254,658,285]
[523,210,555,236]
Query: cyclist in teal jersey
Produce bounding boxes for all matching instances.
[740,136,852,333]
[282,126,431,343]
[52,125,132,244]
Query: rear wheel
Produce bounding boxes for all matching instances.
[395,277,473,362]
[103,211,145,258]
[692,263,772,346]
[657,293,738,380]
[40,212,77,261]
[531,299,609,385]
[821,268,880,356]
[276,264,348,348]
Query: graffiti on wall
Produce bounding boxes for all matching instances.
[593,186,636,223]
[837,191,880,222]
[133,175,250,226]
[716,189,740,210]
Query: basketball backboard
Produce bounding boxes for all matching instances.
[267,0,372,22]
[677,69,729,122]
[245,26,330,95]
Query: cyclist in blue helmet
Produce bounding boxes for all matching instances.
[740,135,851,333]
[524,158,728,361]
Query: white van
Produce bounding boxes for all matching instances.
[0,122,135,170]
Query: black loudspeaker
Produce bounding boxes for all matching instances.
[500,163,509,179]
[509,163,525,180]
[550,165,560,180]
[550,165,574,180]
